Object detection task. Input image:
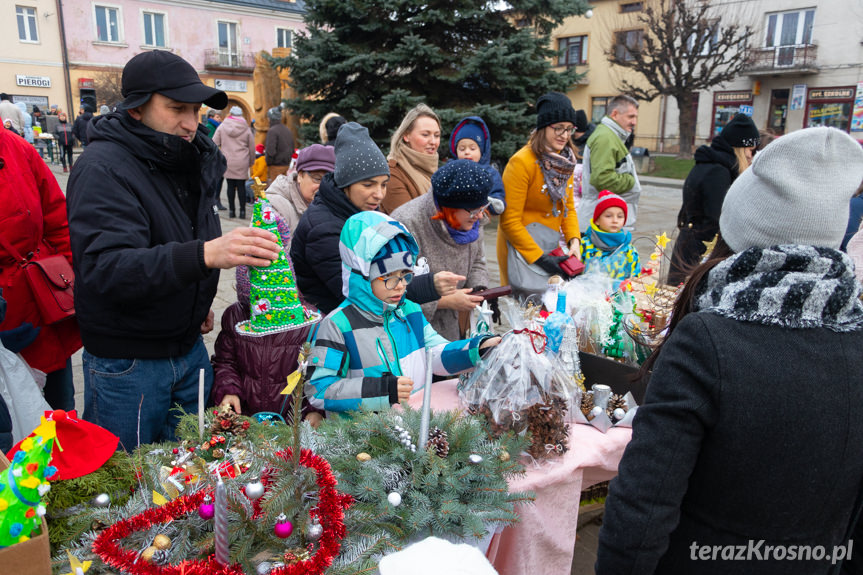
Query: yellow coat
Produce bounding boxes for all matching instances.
[496,145,580,285]
[251,155,268,183]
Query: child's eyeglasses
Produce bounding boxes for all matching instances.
[377,272,414,289]
[550,125,577,137]
[467,203,490,219]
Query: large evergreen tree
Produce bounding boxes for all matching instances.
[277,0,590,166]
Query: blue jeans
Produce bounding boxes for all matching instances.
[82,338,213,451]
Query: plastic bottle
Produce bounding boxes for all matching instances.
[544,283,573,354]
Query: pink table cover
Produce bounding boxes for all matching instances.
[408,379,632,575]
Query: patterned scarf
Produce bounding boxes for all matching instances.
[694,245,863,332]
[588,221,631,252]
[538,145,576,217]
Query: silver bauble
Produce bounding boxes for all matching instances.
[245,480,265,500]
[307,522,324,541]
[387,491,402,506]
[92,493,111,507]
[613,408,626,422]
[256,562,273,575]
[468,454,483,465]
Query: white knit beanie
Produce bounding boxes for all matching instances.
[720,127,863,252]
[377,537,498,575]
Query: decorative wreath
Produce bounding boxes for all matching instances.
[92,448,353,575]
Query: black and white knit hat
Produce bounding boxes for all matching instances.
[431,159,493,210]
[535,92,579,130]
[333,122,390,189]
[720,127,863,252]
[717,113,760,148]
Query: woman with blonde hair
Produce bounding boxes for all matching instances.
[381,104,441,214]
[667,113,759,285]
[497,92,582,298]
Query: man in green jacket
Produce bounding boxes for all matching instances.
[579,95,641,232]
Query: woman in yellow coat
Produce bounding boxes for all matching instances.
[497,92,581,297]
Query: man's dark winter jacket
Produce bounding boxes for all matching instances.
[596,313,863,575]
[72,110,93,145]
[66,112,226,358]
[290,173,438,316]
[667,137,738,284]
[265,123,295,167]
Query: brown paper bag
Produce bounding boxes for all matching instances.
[0,452,52,575]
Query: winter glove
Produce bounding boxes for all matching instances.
[534,254,570,276]
[0,322,41,354]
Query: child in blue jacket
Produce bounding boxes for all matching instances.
[304,211,500,413]
[448,116,506,215]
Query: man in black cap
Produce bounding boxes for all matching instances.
[67,50,280,450]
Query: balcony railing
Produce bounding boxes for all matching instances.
[745,44,818,75]
[204,49,256,73]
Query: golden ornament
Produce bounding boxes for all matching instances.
[356,452,372,462]
[141,546,159,562]
[153,534,172,550]
[499,450,510,462]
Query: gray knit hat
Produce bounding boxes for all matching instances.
[720,127,863,252]
[333,122,389,188]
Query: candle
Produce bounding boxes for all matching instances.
[417,348,433,452]
[214,479,229,565]
[198,368,205,441]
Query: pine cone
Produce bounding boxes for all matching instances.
[525,396,569,459]
[152,549,171,566]
[427,427,450,458]
[580,392,595,418]
[606,394,628,422]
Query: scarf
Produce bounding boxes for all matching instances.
[444,220,481,245]
[537,145,576,217]
[694,245,863,332]
[588,221,631,252]
[389,143,438,195]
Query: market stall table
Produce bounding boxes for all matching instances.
[408,379,632,575]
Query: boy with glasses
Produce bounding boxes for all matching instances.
[304,211,500,414]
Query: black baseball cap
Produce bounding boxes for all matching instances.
[120,50,227,110]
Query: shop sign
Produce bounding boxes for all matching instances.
[79,78,95,89]
[808,88,854,100]
[714,91,752,103]
[16,75,51,88]
[214,79,247,92]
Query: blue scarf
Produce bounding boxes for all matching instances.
[444,220,481,245]
[588,221,631,252]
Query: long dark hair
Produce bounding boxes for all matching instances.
[638,236,735,378]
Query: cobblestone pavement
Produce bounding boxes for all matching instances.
[49,157,681,575]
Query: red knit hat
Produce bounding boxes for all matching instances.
[593,190,628,222]
[7,410,119,480]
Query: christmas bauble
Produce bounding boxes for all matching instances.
[468,454,483,465]
[199,496,215,520]
[356,452,372,462]
[256,561,273,575]
[613,408,626,422]
[499,450,510,462]
[307,522,324,541]
[153,534,172,550]
[387,492,402,507]
[274,514,294,538]
[92,493,110,507]
[591,406,604,418]
[141,546,158,562]
[245,480,265,500]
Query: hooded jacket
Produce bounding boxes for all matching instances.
[66,112,225,358]
[213,116,255,180]
[290,173,438,315]
[72,110,93,146]
[305,212,489,413]
[667,136,738,285]
[447,116,506,214]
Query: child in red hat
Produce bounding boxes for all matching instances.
[579,190,640,284]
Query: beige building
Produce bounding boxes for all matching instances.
[2,1,73,115]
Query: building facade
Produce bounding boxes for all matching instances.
[551,0,863,152]
[2,1,71,115]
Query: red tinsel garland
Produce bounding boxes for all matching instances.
[92,448,353,575]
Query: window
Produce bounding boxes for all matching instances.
[95,5,121,43]
[620,2,643,13]
[558,35,588,67]
[614,30,643,61]
[765,9,815,47]
[591,97,610,123]
[143,11,166,47]
[217,21,239,66]
[276,27,292,49]
[687,22,719,56]
[16,5,38,42]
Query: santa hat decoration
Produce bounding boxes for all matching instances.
[593,190,628,223]
[7,410,119,480]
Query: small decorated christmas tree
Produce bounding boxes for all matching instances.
[237,179,320,335]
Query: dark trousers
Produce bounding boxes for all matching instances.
[44,357,75,411]
[226,178,245,216]
[58,144,74,169]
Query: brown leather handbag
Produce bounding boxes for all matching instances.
[0,237,75,324]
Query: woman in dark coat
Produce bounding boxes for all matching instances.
[596,127,863,575]
[667,113,759,285]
